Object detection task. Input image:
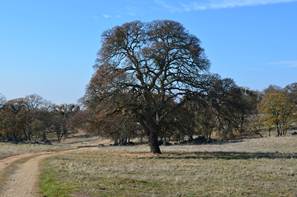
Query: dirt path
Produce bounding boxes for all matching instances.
[0,153,41,172]
[0,149,85,197]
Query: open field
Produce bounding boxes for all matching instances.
[0,143,69,160]
[0,135,108,160]
[40,136,297,197]
[1,2,297,196]
[100,136,297,153]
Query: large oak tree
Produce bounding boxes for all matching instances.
[85,20,211,153]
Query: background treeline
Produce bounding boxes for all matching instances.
[0,83,296,144]
[0,94,86,143]
[84,81,297,145]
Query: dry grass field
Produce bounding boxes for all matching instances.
[0,143,69,160]
[40,136,297,197]
[0,135,106,160]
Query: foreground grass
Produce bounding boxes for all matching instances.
[40,143,297,196]
[40,165,78,197]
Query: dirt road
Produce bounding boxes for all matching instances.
[0,152,41,172]
[0,149,82,197]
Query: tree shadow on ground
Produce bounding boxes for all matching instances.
[177,137,245,146]
[151,151,297,160]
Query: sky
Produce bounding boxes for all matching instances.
[0,0,296,103]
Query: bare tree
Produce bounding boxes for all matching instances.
[85,20,210,153]
[54,104,80,142]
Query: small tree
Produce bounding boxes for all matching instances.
[0,98,28,142]
[259,89,294,136]
[54,104,80,142]
[285,83,297,125]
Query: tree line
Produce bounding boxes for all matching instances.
[0,94,85,143]
[1,82,295,149]
[1,20,296,154]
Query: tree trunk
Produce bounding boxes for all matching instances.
[23,129,29,141]
[276,124,280,136]
[189,135,193,141]
[140,136,143,144]
[140,118,161,154]
[148,129,161,154]
[42,130,48,142]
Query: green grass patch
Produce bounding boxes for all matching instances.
[40,159,78,197]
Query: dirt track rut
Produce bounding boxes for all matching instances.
[0,149,82,197]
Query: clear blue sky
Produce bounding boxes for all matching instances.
[1,0,297,103]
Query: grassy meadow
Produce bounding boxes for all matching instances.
[40,136,297,197]
[0,135,106,160]
[0,143,69,160]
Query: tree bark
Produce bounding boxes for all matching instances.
[148,129,161,154]
[276,124,280,136]
[140,118,161,154]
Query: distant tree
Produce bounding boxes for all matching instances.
[68,110,90,133]
[285,82,297,106]
[0,93,83,143]
[158,100,198,143]
[23,94,50,141]
[93,112,140,145]
[228,87,259,135]
[53,104,80,142]
[29,102,55,143]
[259,89,294,136]
[0,95,52,142]
[0,98,28,142]
[264,85,283,93]
[285,82,297,127]
[199,76,259,139]
[85,20,211,153]
[193,100,216,140]
[0,94,6,139]
[0,93,6,107]
[206,77,235,138]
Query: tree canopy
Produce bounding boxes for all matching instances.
[259,89,294,136]
[85,20,211,153]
